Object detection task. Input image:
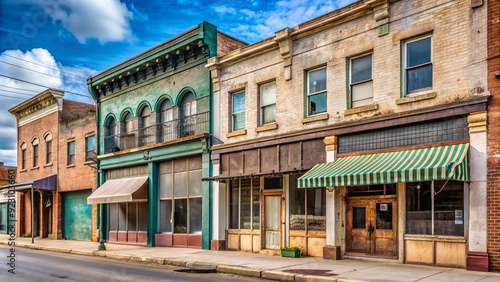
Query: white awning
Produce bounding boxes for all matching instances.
[87,176,148,204]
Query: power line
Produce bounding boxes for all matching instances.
[0,93,25,100]
[0,84,41,93]
[0,74,92,98]
[0,89,36,97]
[0,60,87,86]
[1,53,89,80]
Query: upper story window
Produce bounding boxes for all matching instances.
[140,106,151,129]
[181,92,196,117]
[403,35,433,95]
[67,141,75,165]
[20,142,27,170]
[349,53,373,108]
[44,132,52,164]
[307,67,327,116]
[85,135,95,161]
[232,91,245,131]
[160,99,174,122]
[105,117,116,137]
[32,137,39,168]
[259,81,276,125]
[122,112,133,133]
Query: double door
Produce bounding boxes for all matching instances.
[346,197,397,257]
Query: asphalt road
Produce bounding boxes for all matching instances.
[0,245,263,282]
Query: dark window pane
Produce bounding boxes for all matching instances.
[138,202,148,231]
[159,200,172,232]
[407,65,432,93]
[174,199,187,233]
[406,182,432,235]
[240,179,252,229]
[307,189,326,231]
[353,207,366,229]
[376,203,392,230]
[407,37,431,67]
[308,92,327,115]
[229,180,239,229]
[128,202,137,232]
[434,181,464,236]
[252,185,260,229]
[109,203,118,231]
[118,203,127,231]
[189,198,202,234]
[351,54,372,83]
[290,175,306,230]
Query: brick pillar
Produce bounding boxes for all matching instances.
[467,111,488,271]
[487,0,500,271]
[323,136,341,260]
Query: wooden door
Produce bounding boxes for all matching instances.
[264,194,282,249]
[346,197,397,257]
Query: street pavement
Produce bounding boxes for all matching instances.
[1,235,500,282]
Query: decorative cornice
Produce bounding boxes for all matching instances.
[9,88,63,119]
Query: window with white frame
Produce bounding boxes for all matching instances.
[350,53,373,108]
[44,133,52,164]
[403,35,433,95]
[20,142,27,170]
[307,67,327,116]
[232,91,245,131]
[260,81,276,125]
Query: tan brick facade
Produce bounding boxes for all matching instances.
[487,0,500,271]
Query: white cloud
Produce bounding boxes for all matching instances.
[214,5,236,15]
[36,0,134,44]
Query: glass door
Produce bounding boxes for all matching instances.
[264,195,281,249]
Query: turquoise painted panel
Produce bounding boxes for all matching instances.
[63,190,92,241]
[0,203,6,234]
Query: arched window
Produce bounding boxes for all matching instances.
[104,117,117,153]
[20,141,27,170]
[122,112,133,133]
[181,92,196,118]
[105,117,116,136]
[160,99,173,122]
[32,137,39,167]
[44,132,52,164]
[140,106,151,128]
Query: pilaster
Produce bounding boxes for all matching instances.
[323,135,341,260]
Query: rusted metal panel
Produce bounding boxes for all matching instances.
[260,146,278,173]
[229,152,244,175]
[302,139,325,170]
[244,149,259,175]
[280,143,302,171]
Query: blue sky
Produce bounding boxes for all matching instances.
[0,0,355,167]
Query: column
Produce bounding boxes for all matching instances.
[466,111,488,271]
[210,156,226,250]
[323,135,341,259]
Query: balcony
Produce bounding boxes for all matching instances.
[104,112,209,154]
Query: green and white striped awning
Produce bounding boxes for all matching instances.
[298,143,469,188]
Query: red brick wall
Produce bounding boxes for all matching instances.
[487,0,500,272]
[217,32,247,56]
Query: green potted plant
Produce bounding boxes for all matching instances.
[281,246,301,258]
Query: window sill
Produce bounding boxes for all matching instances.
[30,167,39,171]
[84,160,95,164]
[344,103,379,116]
[301,113,329,124]
[19,169,27,173]
[396,92,437,105]
[256,123,278,133]
[404,234,466,243]
[44,163,53,167]
[67,164,76,168]
[226,129,247,138]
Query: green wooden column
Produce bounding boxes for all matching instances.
[201,141,211,250]
[147,161,159,246]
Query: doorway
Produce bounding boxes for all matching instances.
[263,193,282,249]
[346,197,397,258]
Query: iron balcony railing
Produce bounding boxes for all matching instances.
[103,111,209,154]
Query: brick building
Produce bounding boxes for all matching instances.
[206,0,489,270]
[8,89,98,241]
[86,22,246,248]
[487,0,500,272]
[0,162,16,234]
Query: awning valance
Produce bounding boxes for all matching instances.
[298,143,469,188]
[0,174,58,191]
[87,176,148,204]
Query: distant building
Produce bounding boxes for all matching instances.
[8,89,98,241]
[0,162,16,234]
[87,22,246,248]
[206,0,489,270]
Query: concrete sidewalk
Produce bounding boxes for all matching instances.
[1,236,500,282]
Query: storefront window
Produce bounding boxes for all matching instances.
[159,200,172,233]
[289,174,326,231]
[189,198,202,234]
[228,178,260,230]
[406,180,464,236]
